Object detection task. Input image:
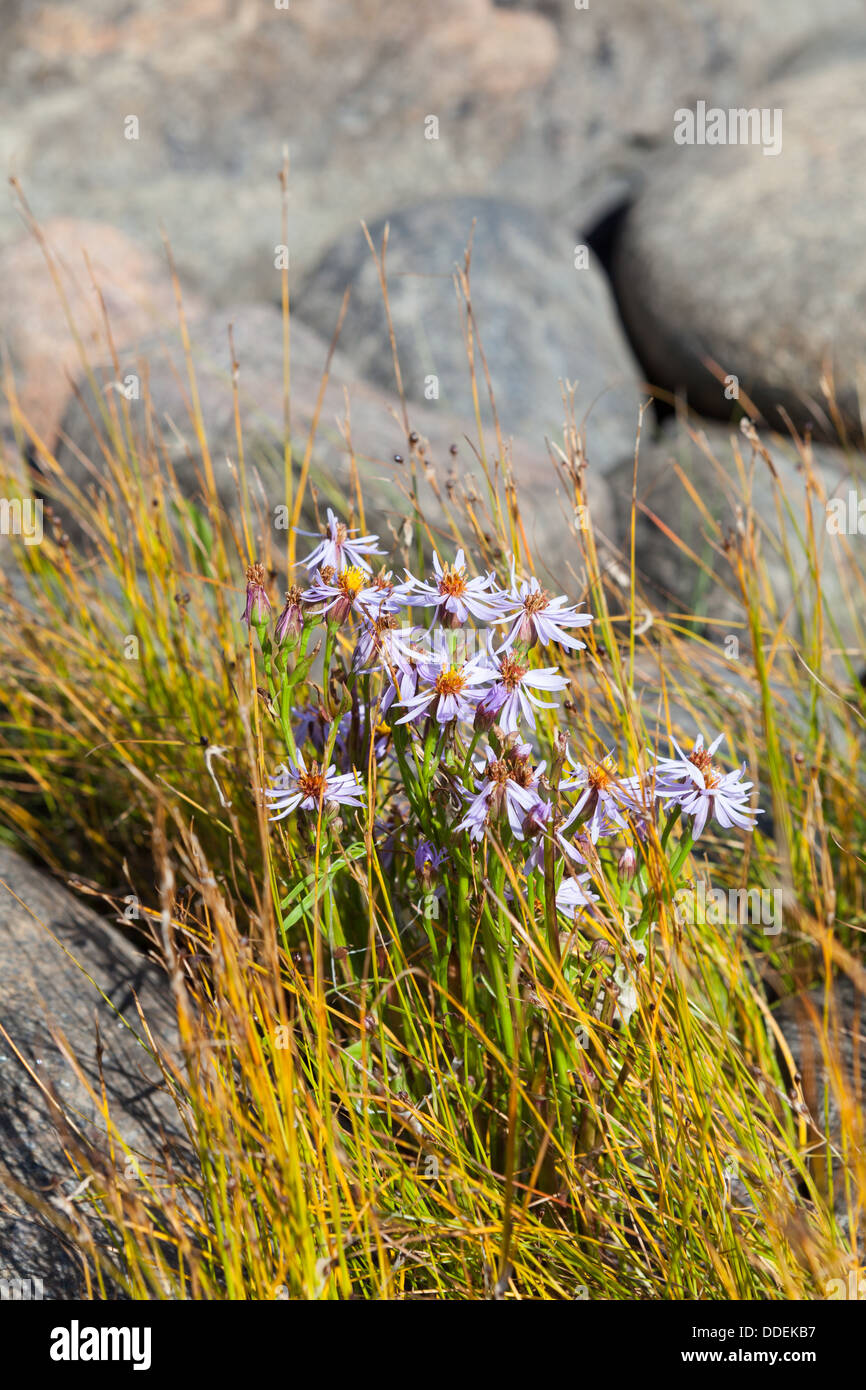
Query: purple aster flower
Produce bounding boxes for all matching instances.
[303,564,398,626]
[241,562,272,626]
[395,652,495,726]
[352,568,402,617]
[370,568,402,608]
[298,508,383,573]
[555,873,598,920]
[653,733,761,840]
[457,741,545,841]
[474,640,570,734]
[401,548,507,628]
[561,753,638,844]
[354,618,428,717]
[497,572,592,652]
[414,840,449,877]
[353,615,422,678]
[264,754,365,820]
[382,660,420,717]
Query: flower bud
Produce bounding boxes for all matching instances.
[242,562,271,626]
[521,798,551,839]
[473,690,500,733]
[275,586,304,644]
[617,845,638,882]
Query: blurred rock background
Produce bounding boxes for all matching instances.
[0,0,864,592]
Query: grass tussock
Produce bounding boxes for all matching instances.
[0,228,865,1299]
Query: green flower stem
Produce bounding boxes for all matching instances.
[543,820,560,967]
[391,721,429,831]
[667,827,695,885]
[636,810,695,936]
[461,729,481,784]
[322,618,340,715]
[480,904,515,1060]
[488,852,515,988]
[274,619,319,762]
[323,873,344,952]
[420,718,439,795]
[661,804,682,851]
[455,867,476,1018]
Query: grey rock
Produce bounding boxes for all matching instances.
[3,0,859,306]
[607,418,866,658]
[612,57,866,442]
[53,302,615,587]
[774,976,866,1214]
[496,0,864,227]
[0,845,178,1299]
[0,217,196,449]
[0,0,560,301]
[297,197,643,473]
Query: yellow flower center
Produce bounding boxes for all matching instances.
[435,665,466,697]
[587,762,613,792]
[339,566,366,597]
[439,565,467,598]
